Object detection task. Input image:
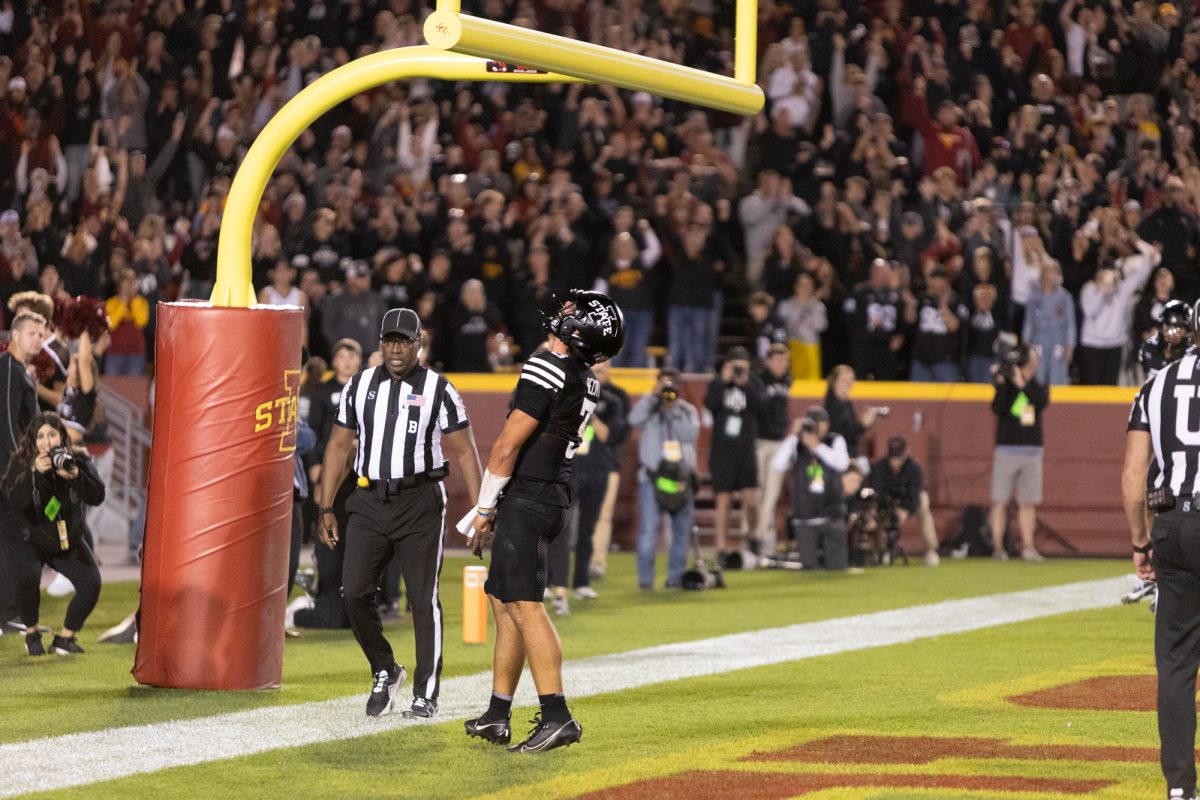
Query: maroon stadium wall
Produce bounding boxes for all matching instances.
[103,374,1138,558]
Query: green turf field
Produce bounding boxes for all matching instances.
[1,555,1161,799]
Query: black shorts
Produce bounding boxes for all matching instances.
[709,442,758,493]
[484,495,568,603]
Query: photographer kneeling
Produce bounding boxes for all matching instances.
[869,436,940,566]
[2,413,105,656]
[629,368,700,590]
[772,406,851,570]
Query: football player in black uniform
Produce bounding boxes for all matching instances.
[1125,299,1194,610]
[458,289,624,753]
[1137,299,1193,381]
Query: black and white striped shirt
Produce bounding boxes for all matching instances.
[335,365,470,480]
[1130,353,1200,496]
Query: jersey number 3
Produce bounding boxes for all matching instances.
[565,398,598,460]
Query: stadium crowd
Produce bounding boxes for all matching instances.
[0,0,1198,388]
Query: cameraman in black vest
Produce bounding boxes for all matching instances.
[771,406,851,570]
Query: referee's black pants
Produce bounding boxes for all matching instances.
[1153,509,1200,794]
[342,482,446,700]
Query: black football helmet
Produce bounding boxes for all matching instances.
[1162,299,1194,345]
[539,289,626,366]
[1163,299,1193,329]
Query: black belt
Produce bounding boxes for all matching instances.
[1170,496,1200,513]
[358,468,446,497]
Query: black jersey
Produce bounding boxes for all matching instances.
[506,350,600,507]
[1138,332,1193,381]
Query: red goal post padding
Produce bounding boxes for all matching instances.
[134,302,303,690]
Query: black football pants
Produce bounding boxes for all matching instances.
[1152,509,1200,794]
[342,482,446,701]
[548,471,608,590]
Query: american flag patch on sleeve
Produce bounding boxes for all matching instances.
[406,394,426,406]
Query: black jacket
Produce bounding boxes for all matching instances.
[869,457,924,514]
[825,388,864,457]
[992,377,1048,447]
[3,453,105,553]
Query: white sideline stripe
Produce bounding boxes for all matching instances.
[0,576,1126,798]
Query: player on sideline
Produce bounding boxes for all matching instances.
[457,290,624,753]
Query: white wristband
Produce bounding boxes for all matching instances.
[476,468,510,510]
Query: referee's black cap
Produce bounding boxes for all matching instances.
[380,308,421,340]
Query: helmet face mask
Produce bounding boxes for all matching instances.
[1162,299,1194,347]
[538,289,626,366]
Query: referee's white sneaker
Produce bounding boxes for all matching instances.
[365,663,406,717]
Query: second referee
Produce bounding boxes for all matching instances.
[318,308,483,718]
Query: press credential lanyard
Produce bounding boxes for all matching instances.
[44,496,67,550]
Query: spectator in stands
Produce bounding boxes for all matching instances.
[844,259,903,381]
[1,0,1196,396]
[667,224,720,373]
[776,273,827,380]
[446,279,506,372]
[964,283,1001,383]
[600,231,655,368]
[1077,235,1160,384]
[746,291,788,364]
[258,256,305,309]
[1022,261,1076,387]
[629,368,700,591]
[321,260,385,356]
[1137,175,1199,301]
[104,268,149,377]
[739,172,809,289]
[760,224,807,302]
[58,329,106,434]
[1132,267,1177,379]
[906,268,968,382]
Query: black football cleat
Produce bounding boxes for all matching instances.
[25,632,45,656]
[365,663,406,717]
[402,697,438,720]
[465,713,512,745]
[507,713,582,753]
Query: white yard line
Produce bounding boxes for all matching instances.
[0,576,1126,798]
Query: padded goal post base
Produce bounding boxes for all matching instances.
[133,302,304,690]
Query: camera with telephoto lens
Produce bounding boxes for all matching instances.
[869,406,890,418]
[992,332,1030,381]
[660,381,679,402]
[799,417,818,435]
[50,447,75,472]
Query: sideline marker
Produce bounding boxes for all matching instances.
[463,565,488,644]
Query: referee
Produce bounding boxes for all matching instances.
[318,308,483,719]
[1124,312,1200,800]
